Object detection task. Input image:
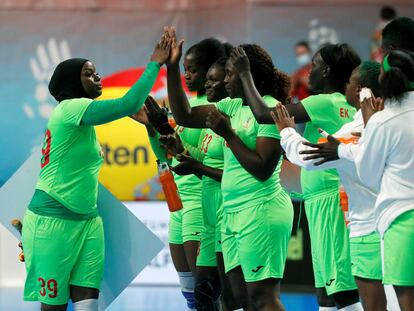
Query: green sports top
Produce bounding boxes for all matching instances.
[217,95,283,212]
[200,101,225,185]
[29,61,160,218]
[200,128,225,183]
[35,97,103,214]
[172,95,208,206]
[301,93,356,198]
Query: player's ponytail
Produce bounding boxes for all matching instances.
[272,68,291,105]
[241,44,291,104]
[381,50,414,101]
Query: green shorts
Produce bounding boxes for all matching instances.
[305,189,357,295]
[22,210,104,305]
[222,191,293,282]
[350,232,382,280]
[383,209,414,286]
[169,197,203,244]
[197,180,223,267]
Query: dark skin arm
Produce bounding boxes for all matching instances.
[206,109,282,181]
[166,26,215,128]
[144,96,175,135]
[231,47,311,124]
[130,97,163,137]
[171,154,223,182]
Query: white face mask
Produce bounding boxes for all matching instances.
[297,53,311,66]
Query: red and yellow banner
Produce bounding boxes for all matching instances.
[96,67,171,201]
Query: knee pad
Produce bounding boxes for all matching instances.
[194,277,222,311]
[332,290,360,309]
[72,299,99,311]
[316,288,336,307]
[178,271,196,310]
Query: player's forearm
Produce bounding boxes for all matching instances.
[166,64,194,127]
[239,72,274,124]
[338,143,359,162]
[225,132,279,181]
[148,132,170,163]
[194,163,223,182]
[81,62,160,125]
[281,128,337,170]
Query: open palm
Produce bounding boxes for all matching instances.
[166,26,184,66]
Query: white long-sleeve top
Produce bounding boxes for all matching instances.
[350,92,414,236]
[281,110,378,237]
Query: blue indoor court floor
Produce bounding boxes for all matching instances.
[0,286,318,310]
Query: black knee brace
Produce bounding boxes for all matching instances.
[194,277,222,311]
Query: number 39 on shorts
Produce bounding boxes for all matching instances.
[38,277,58,298]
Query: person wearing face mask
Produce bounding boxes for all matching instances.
[291,41,312,103]
[20,32,170,311]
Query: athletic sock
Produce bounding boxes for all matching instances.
[72,299,99,311]
[338,302,364,311]
[319,307,338,311]
[178,271,196,310]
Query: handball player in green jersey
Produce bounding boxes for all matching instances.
[132,35,230,310]
[165,26,293,311]
[233,43,364,310]
[21,31,171,311]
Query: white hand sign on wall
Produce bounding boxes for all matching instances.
[23,38,71,119]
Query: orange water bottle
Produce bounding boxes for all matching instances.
[157,161,183,212]
[167,111,177,129]
[339,186,350,226]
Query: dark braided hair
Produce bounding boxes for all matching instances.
[185,38,228,71]
[240,44,291,104]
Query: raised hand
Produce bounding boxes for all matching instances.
[159,133,185,156]
[144,96,175,134]
[360,95,384,127]
[165,26,184,67]
[150,30,172,66]
[299,135,341,165]
[206,109,232,139]
[270,103,296,132]
[230,46,250,76]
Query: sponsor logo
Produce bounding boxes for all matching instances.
[251,266,264,273]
